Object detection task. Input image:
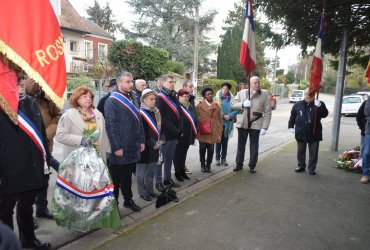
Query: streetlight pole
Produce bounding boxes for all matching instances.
[192,4,199,94]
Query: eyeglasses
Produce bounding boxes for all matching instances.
[181,95,190,98]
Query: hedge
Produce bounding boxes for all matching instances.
[202,79,238,95]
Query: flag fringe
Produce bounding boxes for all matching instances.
[0,39,66,108]
[0,94,18,124]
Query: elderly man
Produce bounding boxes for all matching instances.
[104,71,145,212]
[132,79,147,108]
[231,76,272,173]
[288,88,328,175]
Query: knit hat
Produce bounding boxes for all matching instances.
[140,89,157,102]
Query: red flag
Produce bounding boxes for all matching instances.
[365,60,370,85]
[240,0,256,76]
[309,14,325,97]
[0,0,66,123]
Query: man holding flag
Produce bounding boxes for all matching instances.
[232,0,272,173]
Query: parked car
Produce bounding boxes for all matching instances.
[289,90,305,103]
[355,91,370,100]
[262,89,277,110]
[341,95,364,116]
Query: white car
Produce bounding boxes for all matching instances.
[341,95,364,116]
[289,90,305,103]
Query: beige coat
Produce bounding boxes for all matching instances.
[56,108,111,162]
[196,100,222,144]
[232,89,272,130]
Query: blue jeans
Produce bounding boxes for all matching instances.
[361,134,370,176]
[155,140,177,183]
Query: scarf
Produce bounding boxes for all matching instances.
[141,104,161,131]
[19,92,26,101]
[180,101,190,109]
[78,107,96,122]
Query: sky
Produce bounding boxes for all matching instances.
[68,0,301,73]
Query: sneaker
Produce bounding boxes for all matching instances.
[360,176,369,184]
[185,167,192,174]
[221,159,228,166]
[215,159,221,166]
[155,183,165,192]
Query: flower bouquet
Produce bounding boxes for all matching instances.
[335,146,362,173]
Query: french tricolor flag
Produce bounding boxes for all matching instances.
[240,0,256,76]
[309,14,325,96]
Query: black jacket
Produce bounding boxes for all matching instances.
[97,92,111,118]
[156,87,183,141]
[138,108,160,163]
[356,100,366,136]
[0,96,48,195]
[288,99,328,142]
[178,103,198,146]
[131,89,142,109]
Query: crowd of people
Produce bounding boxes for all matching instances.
[2,71,344,249]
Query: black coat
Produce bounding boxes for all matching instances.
[356,100,366,136]
[178,103,198,146]
[156,88,183,141]
[288,100,328,142]
[138,109,160,163]
[97,92,111,118]
[0,96,47,195]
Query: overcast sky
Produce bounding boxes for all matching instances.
[68,0,301,72]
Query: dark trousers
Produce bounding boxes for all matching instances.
[108,163,136,203]
[199,142,215,165]
[235,128,260,169]
[35,175,50,213]
[216,126,229,160]
[173,140,190,172]
[0,190,38,243]
[297,141,319,171]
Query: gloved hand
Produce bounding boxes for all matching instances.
[81,137,94,147]
[289,128,295,134]
[243,99,251,108]
[260,128,267,136]
[153,140,165,150]
[314,99,321,107]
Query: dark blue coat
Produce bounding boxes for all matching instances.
[288,100,328,142]
[104,90,145,165]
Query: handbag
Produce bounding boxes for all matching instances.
[198,109,214,135]
[155,185,179,208]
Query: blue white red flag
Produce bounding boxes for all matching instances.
[309,14,325,96]
[239,0,256,76]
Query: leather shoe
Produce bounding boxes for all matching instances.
[249,169,256,174]
[175,172,184,182]
[36,209,53,219]
[233,166,243,172]
[181,170,190,180]
[22,238,51,249]
[295,167,305,173]
[163,179,180,188]
[155,183,165,192]
[205,164,212,173]
[124,200,141,212]
[309,170,316,175]
[201,164,207,173]
[140,195,152,201]
[149,193,158,198]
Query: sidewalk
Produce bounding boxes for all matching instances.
[51,117,370,249]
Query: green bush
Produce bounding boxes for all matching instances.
[166,61,185,75]
[67,75,95,91]
[202,79,237,95]
[298,80,309,90]
[259,78,272,90]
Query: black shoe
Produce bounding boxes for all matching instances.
[155,183,165,192]
[36,209,53,219]
[309,170,316,175]
[124,200,141,212]
[181,170,190,180]
[233,166,243,172]
[140,195,152,201]
[205,164,212,173]
[22,238,51,249]
[201,164,207,173]
[249,169,256,174]
[163,179,181,187]
[175,172,184,182]
[149,193,158,198]
[295,167,306,173]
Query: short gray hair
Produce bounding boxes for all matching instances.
[116,71,132,82]
[161,74,174,83]
[135,79,146,87]
[250,76,260,83]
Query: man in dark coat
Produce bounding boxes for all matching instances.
[356,100,366,149]
[104,71,145,212]
[0,76,51,249]
[97,78,116,117]
[288,88,328,175]
[131,79,147,109]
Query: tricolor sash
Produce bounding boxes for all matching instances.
[140,108,160,137]
[110,92,139,122]
[158,93,180,120]
[18,110,46,160]
[181,106,198,137]
[56,176,114,200]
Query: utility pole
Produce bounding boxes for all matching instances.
[192,4,199,94]
[331,28,348,151]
